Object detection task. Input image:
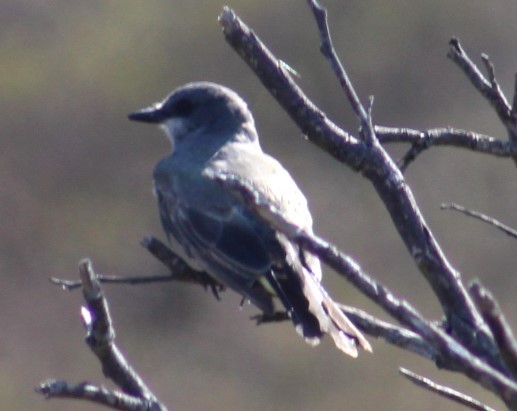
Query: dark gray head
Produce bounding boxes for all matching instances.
[128,82,258,147]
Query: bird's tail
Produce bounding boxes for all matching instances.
[302,269,372,357]
[266,264,371,358]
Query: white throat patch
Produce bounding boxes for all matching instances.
[160,118,188,149]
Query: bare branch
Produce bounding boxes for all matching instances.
[51,273,198,290]
[252,295,440,362]
[36,380,159,411]
[441,203,517,239]
[377,126,516,172]
[376,126,516,158]
[482,53,510,115]
[38,259,168,411]
[397,142,430,173]
[470,281,517,378]
[447,39,511,124]
[219,6,497,369]
[218,7,368,170]
[339,305,439,362]
[51,241,221,292]
[78,260,163,404]
[306,0,377,145]
[50,238,224,299]
[447,38,517,163]
[399,369,497,411]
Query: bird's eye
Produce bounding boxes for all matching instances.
[173,98,195,117]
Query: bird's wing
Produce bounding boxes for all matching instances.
[156,177,276,314]
[177,204,272,275]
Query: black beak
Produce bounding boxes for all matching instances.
[128,105,165,123]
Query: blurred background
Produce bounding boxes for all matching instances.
[1,1,516,410]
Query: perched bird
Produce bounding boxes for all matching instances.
[128,82,371,357]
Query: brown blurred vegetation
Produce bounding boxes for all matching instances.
[1,1,516,410]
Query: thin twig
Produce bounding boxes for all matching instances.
[399,368,497,411]
[447,38,517,163]
[447,39,511,125]
[51,273,191,291]
[50,238,224,298]
[339,305,439,362]
[376,126,516,158]
[481,53,510,116]
[441,203,517,239]
[470,281,517,377]
[397,142,430,172]
[306,0,377,145]
[37,380,158,411]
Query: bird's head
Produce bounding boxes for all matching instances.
[128,82,258,149]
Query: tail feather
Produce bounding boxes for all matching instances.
[319,287,372,356]
[264,270,322,344]
[304,262,372,356]
[267,262,372,357]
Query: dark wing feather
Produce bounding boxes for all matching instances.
[158,186,275,313]
[186,207,271,273]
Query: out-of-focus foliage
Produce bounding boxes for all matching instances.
[1,1,515,410]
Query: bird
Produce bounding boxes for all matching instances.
[128,82,371,357]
